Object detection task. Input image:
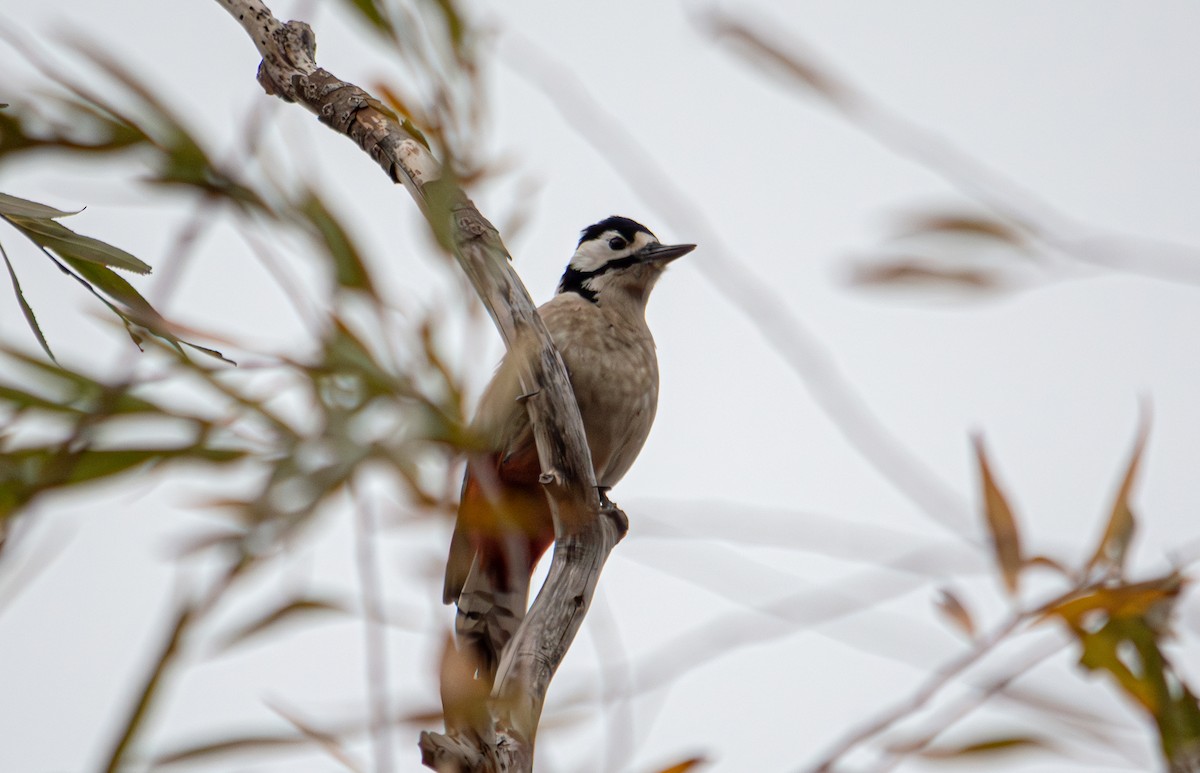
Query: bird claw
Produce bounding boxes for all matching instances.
[596,487,629,538]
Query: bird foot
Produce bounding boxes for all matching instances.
[596,487,629,539]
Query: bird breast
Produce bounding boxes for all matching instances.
[540,294,660,488]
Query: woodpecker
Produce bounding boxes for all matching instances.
[443,216,694,689]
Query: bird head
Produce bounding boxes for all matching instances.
[556,216,695,305]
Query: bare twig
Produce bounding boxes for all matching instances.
[805,612,1025,772]
[703,10,1200,288]
[102,601,198,773]
[500,32,975,541]
[873,638,1067,773]
[101,557,252,772]
[588,592,637,773]
[213,2,621,768]
[267,698,365,772]
[353,489,395,773]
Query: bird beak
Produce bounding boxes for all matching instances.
[636,241,697,264]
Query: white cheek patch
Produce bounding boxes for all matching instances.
[568,230,622,273]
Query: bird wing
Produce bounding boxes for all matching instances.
[442,344,549,605]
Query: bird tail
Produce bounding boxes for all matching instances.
[443,455,555,695]
[453,548,532,687]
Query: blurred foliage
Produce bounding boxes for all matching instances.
[0,298,472,539]
[815,422,1200,771]
[0,348,241,519]
[653,757,708,773]
[0,188,232,362]
[0,11,482,770]
[973,436,1024,596]
[339,0,485,183]
[1046,574,1200,772]
[847,208,1038,295]
[1,4,1198,773]
[0,55,265,362]
[966,421,1200,773]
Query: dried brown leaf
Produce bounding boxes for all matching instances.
[849,259,999,290]
[153,733,310,767]
[653,756,708,773]
[933,588,975,638]
[917,735,1047,760]
[708,16,846,102]
[437,632,489,733]
[1042,573,1184,630]
[898,213,1025,245]
[973,436,1023,595]
[1085,413,1149,577]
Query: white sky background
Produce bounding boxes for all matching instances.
[1,1,1200,772]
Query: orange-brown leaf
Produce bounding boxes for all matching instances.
[848,259,999,290]
[974,436,1023,595]
[917,735,1047,759]
[437,633,489,732]
[934,588,976,638]
[1042,573,1184,630]
[898,213,1025,245]
[1086,414,1149,577]
[653,757,707,773]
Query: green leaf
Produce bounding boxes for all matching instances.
[0,109,43,157]
[299,192,376,294]
[59,45,264,211]
[63,449,176,484]
[0,348,158,415]
[60,255,158,320]
[0,98,148,160]
[1049,574,1200,769]
[1043,573,1183,631]
[1,445,245,518]
[0,383,81,414]
[150,133,265,210]
[46,96,150,153]
[917,735,1047,760]
[1,242,55,362]
[322,319,402,399]
[57,447,242,487]
[0,192,80,219]
[973,436,1023,595]
[56,257,234,363]
[424,0,468,57]
[0,204,231,362]
[340,0,395,35]
[6,214,151,274]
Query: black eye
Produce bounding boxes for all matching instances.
[608,237,627,250]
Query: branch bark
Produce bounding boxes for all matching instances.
[214,2,625,769]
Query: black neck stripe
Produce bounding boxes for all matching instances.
[558,255,640,302]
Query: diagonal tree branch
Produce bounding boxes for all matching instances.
[214,2,625,769]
